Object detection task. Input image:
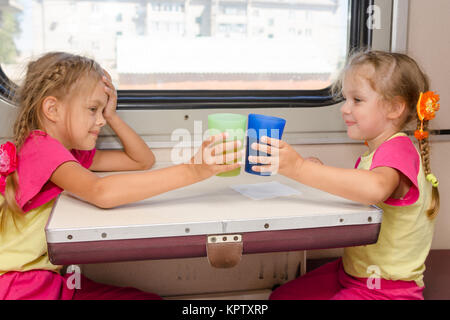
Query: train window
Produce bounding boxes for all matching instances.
[1,0,360,104]
[3,0,350,91]
[1,0,398,144]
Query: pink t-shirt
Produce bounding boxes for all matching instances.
[2,130,96,213]
[354,136,420,206]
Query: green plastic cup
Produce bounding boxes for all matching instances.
[207,113,247,177]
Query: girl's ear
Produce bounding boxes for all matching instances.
[41,96,61,122]
[387,96,407,120]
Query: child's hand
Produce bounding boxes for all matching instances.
[190,133,243,179]
[248,136,304,177]
[102,69,117,121]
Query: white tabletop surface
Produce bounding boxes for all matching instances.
[46,164,382,244]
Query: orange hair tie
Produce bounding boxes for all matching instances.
[414,91,440,140]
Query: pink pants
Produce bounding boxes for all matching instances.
[270,258,424,300]
[0,270,161,300]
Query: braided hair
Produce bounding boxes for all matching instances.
[416,119,440,219]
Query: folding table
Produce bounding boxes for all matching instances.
[46,167,382,267]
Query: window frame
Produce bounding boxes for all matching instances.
[0,67,16,101]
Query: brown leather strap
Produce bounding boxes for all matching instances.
[206,235,243,268]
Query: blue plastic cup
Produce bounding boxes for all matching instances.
[245,114,286,176]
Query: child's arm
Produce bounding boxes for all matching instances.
[289,161,400,205]
[249,136,400,205]
[51,133,242,208]
[89,71,155,172]
[304,157,323,165]
[89,115,155,172]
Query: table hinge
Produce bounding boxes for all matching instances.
[206,234,243,268]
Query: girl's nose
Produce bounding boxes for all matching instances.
[97,112,106,127]
[340,101,350,114]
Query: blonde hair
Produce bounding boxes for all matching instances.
[1,52,104,229]
[332,49,439,219]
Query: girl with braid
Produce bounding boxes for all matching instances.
[249,50,440,300]
[0,52,241,299]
